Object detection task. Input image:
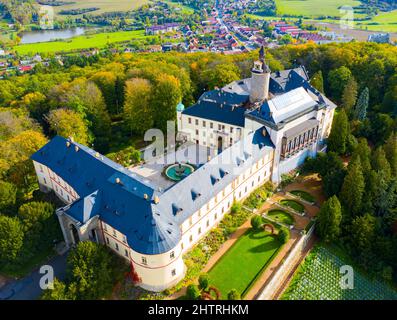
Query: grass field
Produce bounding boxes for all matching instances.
[282,245,397,300]
[279,199,305,213]
[207,228,282,299]
[275,0,362,17]
[49,0,149,19]
[15,30,153,55]
[290,190,315,203]
[267,209,294,225]
[356,10,397,32]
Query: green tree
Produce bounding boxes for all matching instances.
[46,109,90,145]
[316,195,342,243]
[251,215,263,230]
[278,227,290,244]
[350,213,377,266]
[124,78,154,135]
[201,63,241,90]
[327,109,349,155]
[371,146,392,181]
[152,74,182,132]
[341,76,358,116]
[186,284,201,300]
[41,278,75,300]
[0,180,17,213]
[370,113,394,145]
[340,156,365,219]
[354,87,369,121]
[328,66,352,102]
[227,289,241,300]
[198,273,210,291]
[67,242,121,300]
[310,70,324,93]
[383,133,397,176]
[351,138,371,175]
[0,215,24,263]
[90,71,118,115]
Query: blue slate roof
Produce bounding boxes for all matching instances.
[182,89,249,127]
[31,130,273,255]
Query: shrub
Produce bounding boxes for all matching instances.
[227,288,241,300]
[230,202,241,214]
[278,227,290,244]
[251,215,263,230]
[186,284,201,300]
[198,273,209,291]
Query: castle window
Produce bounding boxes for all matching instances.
[67,195,70,202]
[40,165,43,172]
[115,243,119,251]
[230,127,233,133]
[245,186,247,193]
[196,129,199,136]
[189,235,193,242]
[188,117,191,124]
[124,249,129,258]
[203,121,206,127]
[215,213,218,220]
[113,229,117,237]
[195,119,199,126]
[198,227,201,235]
[106,237,110,245]
[206,220,210,227]
[181,243,184,250]
[218,124,222,131]
[123,235,127,243]
[43,178,47,185]
[189,217,193,226]
[172,269,176,277]
[142,257,147,265]
[210,122,213,129]
[170,251,175,259]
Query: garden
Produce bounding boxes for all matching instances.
[267,209,294,226]
[282,245,397,300]
[289,190,315,204]
[279,199,305,213]
[207,227,282,299]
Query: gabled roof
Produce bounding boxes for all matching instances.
[182,89,249,127]
[31,129,273,255]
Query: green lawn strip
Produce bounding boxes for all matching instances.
[267,209,294,225]
[279,199,305,213]
[289,190,315,203]
[14,30,155,55]
[207,228,282,299]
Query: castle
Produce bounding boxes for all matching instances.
[31,49,336,292]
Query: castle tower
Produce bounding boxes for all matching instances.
[249,46,271,103]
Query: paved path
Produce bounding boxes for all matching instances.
[0,253,68,300]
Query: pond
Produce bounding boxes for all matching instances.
[20,27,87,44]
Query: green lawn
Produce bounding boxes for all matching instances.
[267,209,294,225]
[208,228,282,299]
[290,190,315,203]
[275,0,362,17]
[15,30,153,55]
[356,10,397,32]
[280,199,305,213]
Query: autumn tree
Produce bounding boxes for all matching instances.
[201,63,241,90]
[316,195,342,243]
[124,78,154,135]
[0,180,17,213]
[152,74,182,132]
[90,71,119,115]
[46,109,91,145]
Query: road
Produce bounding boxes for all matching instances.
[0,253,68,300]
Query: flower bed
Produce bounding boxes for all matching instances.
[243,181,274,209]
[267,209,294,226]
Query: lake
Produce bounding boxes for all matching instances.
[20,27,86,44]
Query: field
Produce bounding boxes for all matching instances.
[356,10,397,32]
[48,0,149,19]
[15,30,153,55]
[275,0,362,17]
[207,228,282,299]
[282,245,397,300]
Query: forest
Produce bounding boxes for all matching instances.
[0,41,396,290]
